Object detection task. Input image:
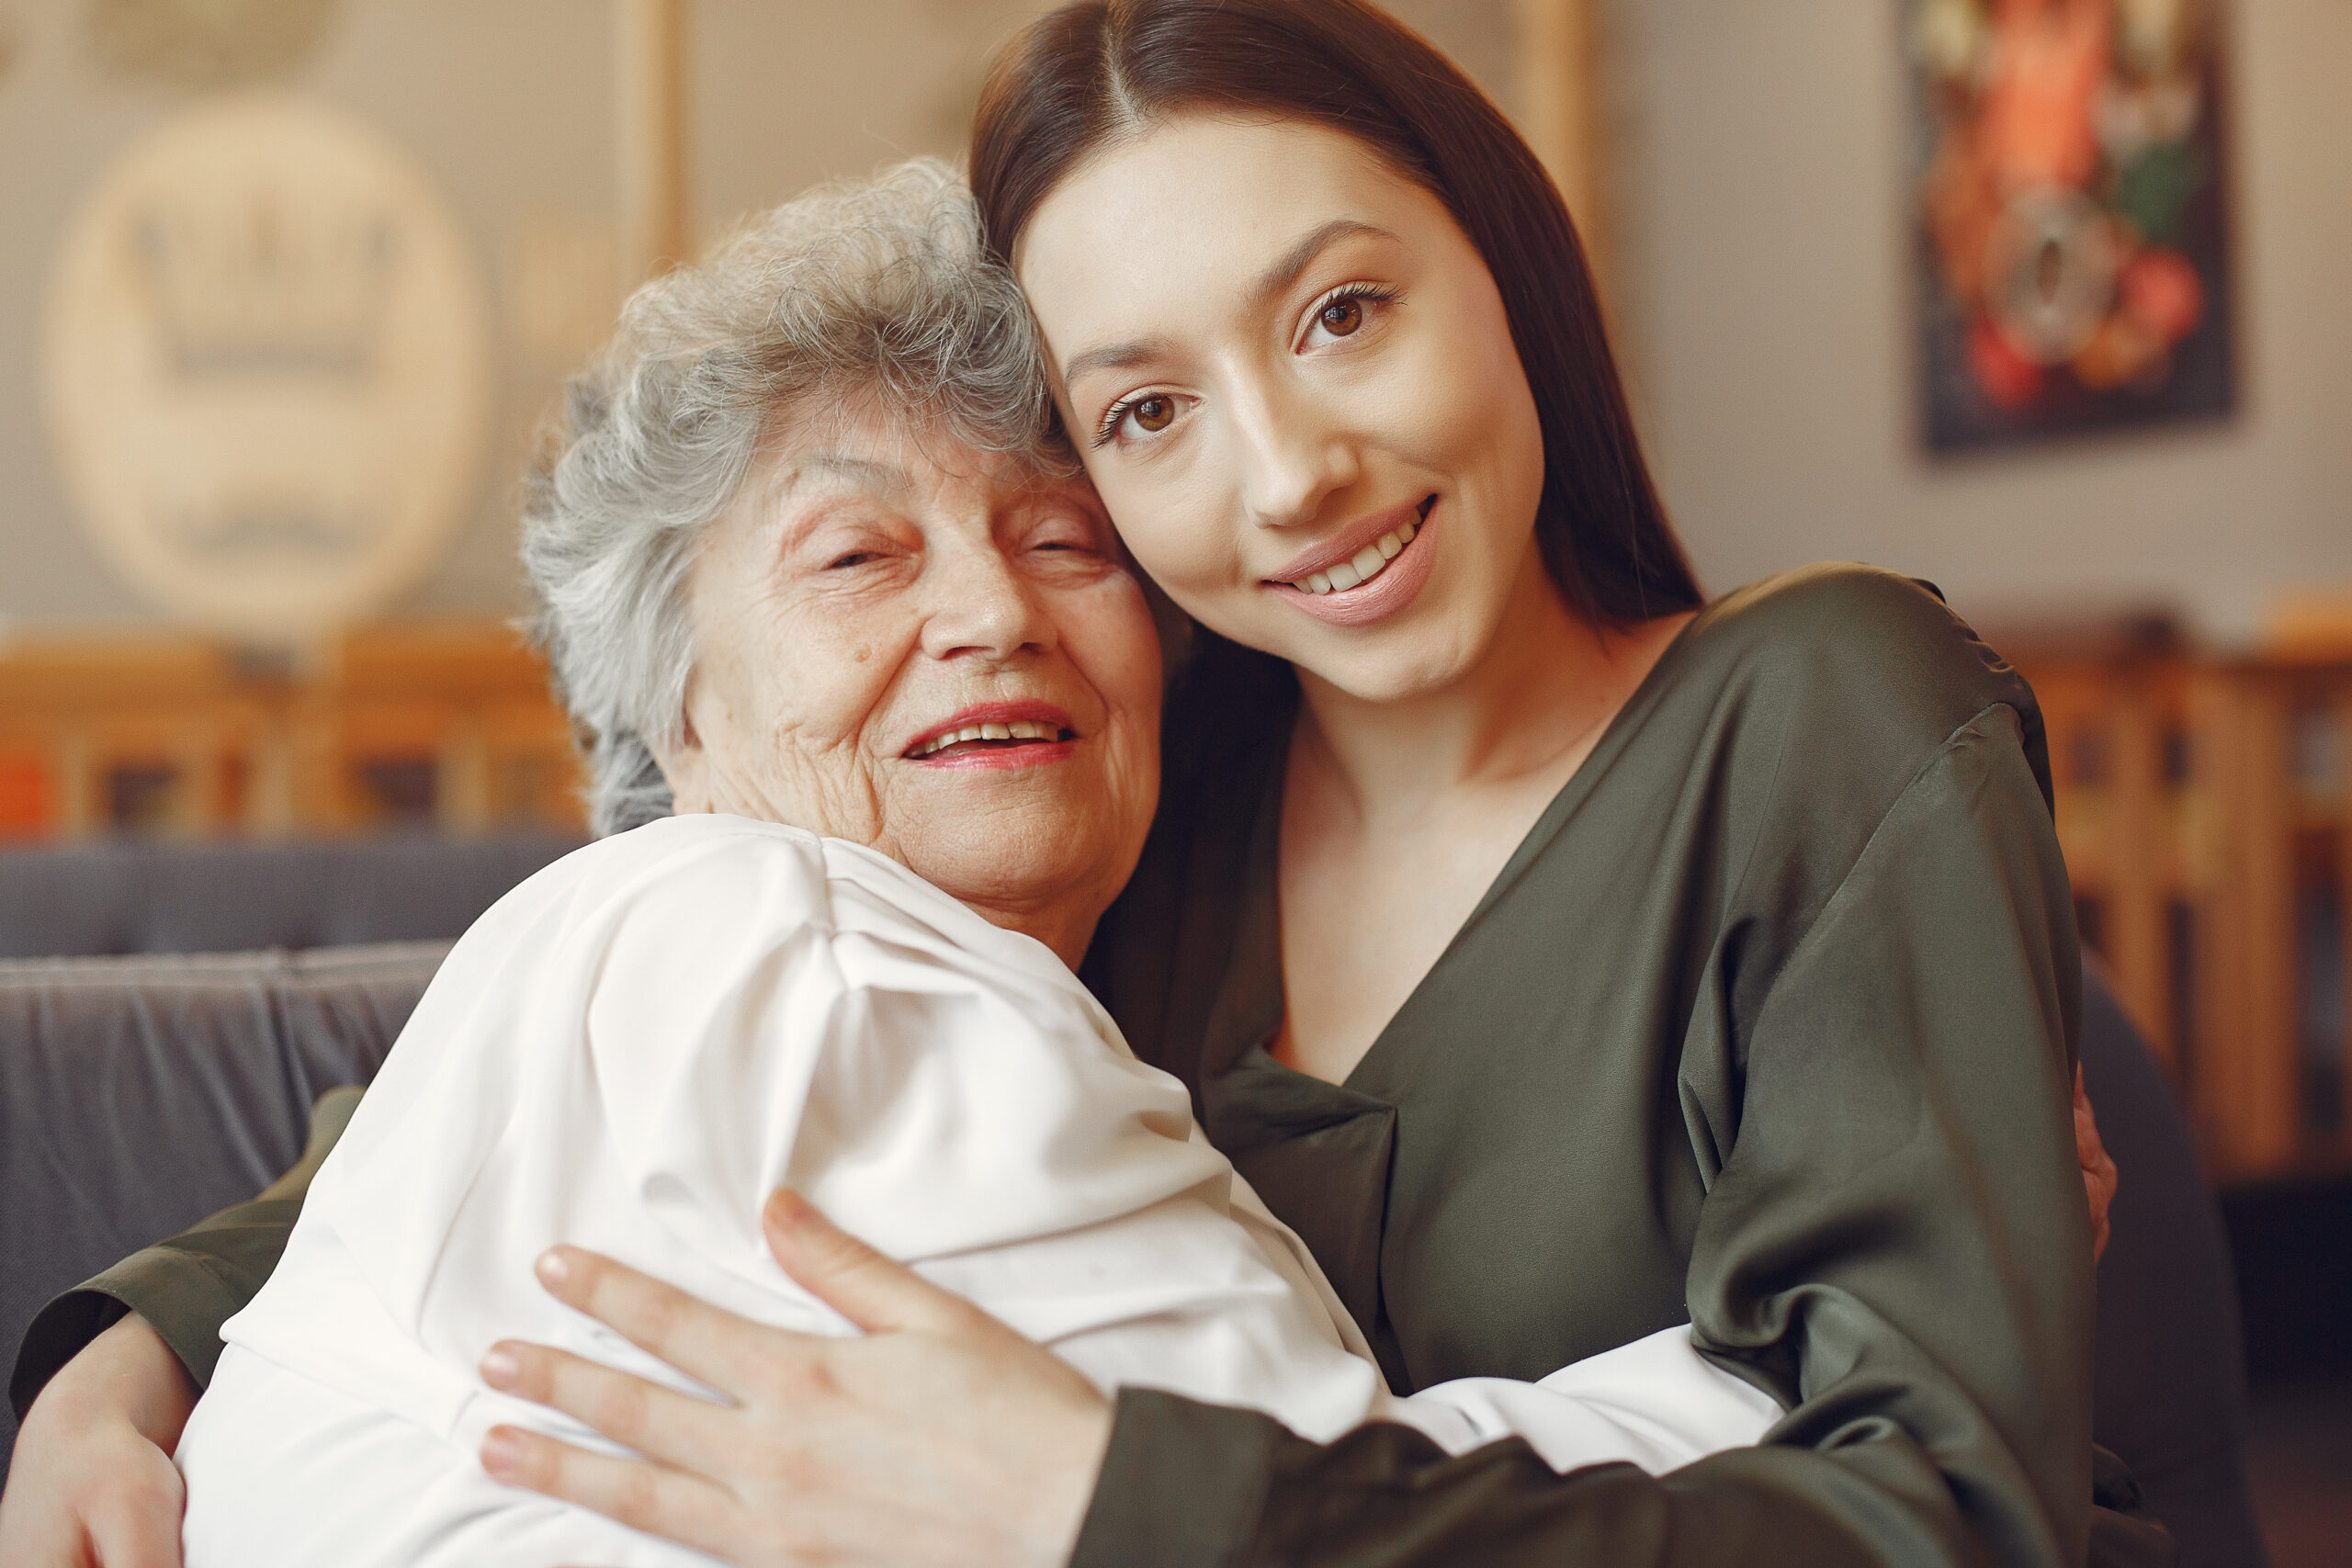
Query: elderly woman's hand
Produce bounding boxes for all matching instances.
[478,1190,1112,1568]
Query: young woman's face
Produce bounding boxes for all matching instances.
[1016,114,1548,702]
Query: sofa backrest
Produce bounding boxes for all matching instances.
[0,835,581,958]
[0,941,447,1484]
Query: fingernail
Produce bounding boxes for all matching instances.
[481,1427,523,1478]
[481,1347,519,1387]
[536,1248,571,1286]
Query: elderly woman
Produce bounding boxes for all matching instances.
[164,162,1774,1568]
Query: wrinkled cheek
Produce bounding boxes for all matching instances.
[754,728,888,841]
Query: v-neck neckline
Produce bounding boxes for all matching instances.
[1217,604,1713,1104]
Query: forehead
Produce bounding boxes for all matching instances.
[1015,115,1430,307]
[748,400,1077,513]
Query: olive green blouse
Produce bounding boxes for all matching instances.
[1069,564,2119,1567]
[17,565,2161,1568]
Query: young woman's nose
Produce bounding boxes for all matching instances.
[920,536,1057,662]
[1227,372,1360,531]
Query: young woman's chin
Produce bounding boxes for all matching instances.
[1167,521,1538,706]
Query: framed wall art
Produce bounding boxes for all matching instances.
[1906,0,2236,453]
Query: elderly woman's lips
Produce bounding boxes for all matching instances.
[907,718,1069,760]
[902,701,1080,762]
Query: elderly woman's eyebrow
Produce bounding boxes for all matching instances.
[777,453,910,495]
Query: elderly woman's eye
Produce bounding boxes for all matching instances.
[826,550,878,570]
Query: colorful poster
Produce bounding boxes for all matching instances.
[1906,0,2235,452]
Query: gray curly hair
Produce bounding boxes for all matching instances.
[520,157,1068,837]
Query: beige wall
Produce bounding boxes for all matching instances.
[0,0,1511,635]
[0,0,611,628]
[6,0,2336,644]
[1609,0,2352,643]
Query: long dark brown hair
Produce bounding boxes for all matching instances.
[970,0,1702,629]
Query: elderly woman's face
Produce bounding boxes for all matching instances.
[657,405,1161,961]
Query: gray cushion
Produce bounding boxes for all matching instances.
[0,942,446,1483]
[0,836,580,958]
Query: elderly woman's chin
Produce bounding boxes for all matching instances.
[889,709,1161,944]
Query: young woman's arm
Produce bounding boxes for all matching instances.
[0,1091,359,1568]
[0,1315,194,1568]
[476,712,2164,1568]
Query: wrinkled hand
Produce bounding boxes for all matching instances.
[2075,1066,2118,1261]
[0,1315,195,1568]
[480,1190,1113,1568]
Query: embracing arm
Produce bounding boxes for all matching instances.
[1071,708,2160,1568]
[9,1087,356,1416]
[0,1090,354,1568]
[481,714,2149,1568]
[481,722,2150,1568]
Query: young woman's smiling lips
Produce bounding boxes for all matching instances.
[901,701,1080,770]
[1263,496,1438,627]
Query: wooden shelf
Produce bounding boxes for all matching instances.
[2020,650,2352,1183]
[0,621,586,843]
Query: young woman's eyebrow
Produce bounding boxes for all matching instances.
[1243,218,1397,316]
[1059,335,1173,390]
[1057,218,1401,390]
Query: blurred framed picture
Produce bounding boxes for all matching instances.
[1905,0,2236,453]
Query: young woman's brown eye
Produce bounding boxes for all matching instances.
[1318,297,1364,337]
[1131,397,1173,433]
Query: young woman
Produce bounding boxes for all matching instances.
[3,4,2143,1566]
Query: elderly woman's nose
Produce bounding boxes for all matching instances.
[919,536,1057,660]
[1231,376,1360,530]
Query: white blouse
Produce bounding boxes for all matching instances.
[178,815,1778,1568]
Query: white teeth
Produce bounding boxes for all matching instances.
[911,718,1063,757]
[1290,517,1419,596]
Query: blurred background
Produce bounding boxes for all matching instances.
[0,1,2346,1560]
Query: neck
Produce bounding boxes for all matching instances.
[1290,543,1687,827]
[958,892,1103,973]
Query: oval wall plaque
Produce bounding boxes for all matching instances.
[42,93,492,643]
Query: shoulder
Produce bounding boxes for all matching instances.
[1667,563,2047,793]
[545,814,842,943]
[1695,563,2007,696]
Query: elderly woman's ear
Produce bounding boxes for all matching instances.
[646,710,710,817]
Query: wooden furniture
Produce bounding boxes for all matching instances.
[0,621,585,843]
[1513,0,1608,282]
[6,615,2340,1183]
[2019,639,2352,1182]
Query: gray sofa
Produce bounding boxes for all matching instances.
[0,894,2267,1562]
[0,834,582,959]
[0,942,447,1483]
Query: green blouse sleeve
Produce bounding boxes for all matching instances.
[8,1086,354,1415]
[1070,709,2170,1568]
